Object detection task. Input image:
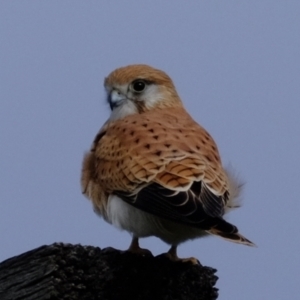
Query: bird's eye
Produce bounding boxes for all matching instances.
[132,80,146,93]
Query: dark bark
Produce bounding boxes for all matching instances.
[0,243,218,300]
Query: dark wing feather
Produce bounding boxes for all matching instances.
[115,180,231,231]
[200,184,226,217]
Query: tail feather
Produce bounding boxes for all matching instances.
[208,228,256,247]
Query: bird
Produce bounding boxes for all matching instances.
[81,64,255,263]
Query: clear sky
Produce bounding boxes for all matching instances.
[1,1,299,299]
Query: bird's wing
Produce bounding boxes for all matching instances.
[87,107,230,225]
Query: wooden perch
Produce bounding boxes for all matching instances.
[0,243,218,300]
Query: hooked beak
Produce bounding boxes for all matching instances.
[108,89,126,110]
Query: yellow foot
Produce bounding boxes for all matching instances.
[161,252,201,265]
[127,247,153,257]
[127,237,153,256]
[158,245,201,265]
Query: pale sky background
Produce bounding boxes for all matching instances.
[1,1,299,299]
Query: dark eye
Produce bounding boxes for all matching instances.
[132,80,146,92]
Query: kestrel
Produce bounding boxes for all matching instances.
[81,64,254,263]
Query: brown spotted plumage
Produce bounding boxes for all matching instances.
[81,64,255,263]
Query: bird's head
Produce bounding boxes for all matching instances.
[104,64,183,120]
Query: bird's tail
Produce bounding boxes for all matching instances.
[207,220,256,247]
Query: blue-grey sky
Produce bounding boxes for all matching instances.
[1,2,299,299]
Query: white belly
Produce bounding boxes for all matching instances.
[103,195,207,245]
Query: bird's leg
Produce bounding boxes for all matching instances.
[167,245,178,260]
[127,236,153,256]
[164,245,200,265]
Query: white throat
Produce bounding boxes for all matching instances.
[108,100,138,121]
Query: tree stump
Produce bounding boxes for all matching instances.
[0,243,218,300]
